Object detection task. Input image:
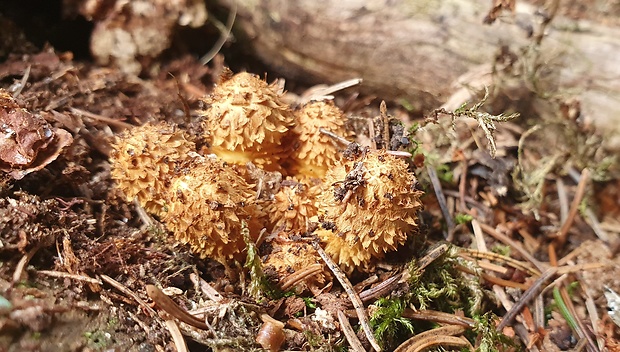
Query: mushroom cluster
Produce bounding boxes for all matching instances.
[110,70,423,278]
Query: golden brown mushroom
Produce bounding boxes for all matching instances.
[163,156,262,263]
[199,72,295,171]
[110,122,196,218]
[317,148,423,272]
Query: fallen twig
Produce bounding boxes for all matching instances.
[100,274,157,318]
[311,240,382,352]
[401,309,475,328]
[497,266,557,331]
[36,270,102,285]
[146,284,209,330]
[427,166,455,238]
[554,168,589,247]
[279,263,324,292]
[338,310,366,352]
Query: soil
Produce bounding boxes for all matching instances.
[1,1,620,352]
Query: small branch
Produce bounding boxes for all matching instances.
[497,266,557,331]
[427,166,455,238]
[311,240,382,352]
[70,107,134,129]
[554,168,589,247]
[100,274,158,318]
[279,263,324,292]
[401,309,475,328]
[338,310,366,352]
[36,270,102,285]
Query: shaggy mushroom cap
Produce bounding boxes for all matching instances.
[200,72,295,171]
[264,177,322,234]
[288,100,351,179]
[110,122,196,218]
[263,233,329,294]
[163,156,261,263]
[317,148,423,272]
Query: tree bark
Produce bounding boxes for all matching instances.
[215,0,620,147]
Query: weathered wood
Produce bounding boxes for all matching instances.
[215,0,620,147]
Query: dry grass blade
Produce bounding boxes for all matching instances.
[311,240,382,352]
[477,221,546,272]
[456,264,529,290]
[338,310,366,352]
[164,319,189,352]
[459,248,540,276]
[100,274,157,318]
[199,0,236,65]
[190,273,223,303]
[12,245,41,283]
[393,325,467,352]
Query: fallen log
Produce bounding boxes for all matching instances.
[215,0,620,148]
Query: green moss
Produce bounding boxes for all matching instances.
[455,213,474,224]
[407,246,481,314]
[243,221,272,300]
[470,312,518,352]
[370,297,414,350]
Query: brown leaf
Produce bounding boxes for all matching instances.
[0,89,73,179]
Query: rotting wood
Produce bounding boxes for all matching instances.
[214,0,620,148]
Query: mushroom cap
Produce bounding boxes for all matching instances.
[200,72,294,170]
[288,100,351,179]
[263,233,329,294]
[264,177,322,234]
[163,156,261,263]
[317,149,423,271]
[110,122,195,218]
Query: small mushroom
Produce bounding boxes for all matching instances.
[263,232,329,294]
[263,177,322,234]
[163,156,262,263]
[287,100,351,179]
[110,122,196,218]
[199,72,294,171]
